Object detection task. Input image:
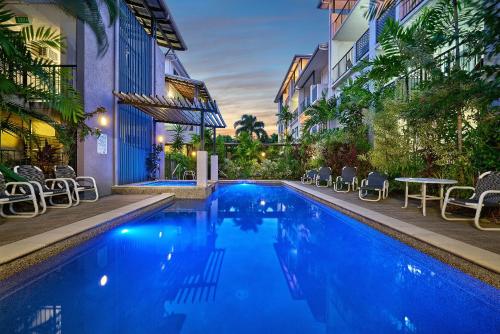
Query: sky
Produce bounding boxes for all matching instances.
[167,0,328,136]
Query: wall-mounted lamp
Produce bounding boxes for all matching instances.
[157,135,164,144]
[99,115,108,127]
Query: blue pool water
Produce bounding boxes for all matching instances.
[139,180,197,187]
[0,184,499,333]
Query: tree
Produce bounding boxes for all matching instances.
[233,114,268,140]
[275,105,293,138]
[0,2,84,146]
[54,0,118,56]
[303,95,336,135]
[169,124,186,152]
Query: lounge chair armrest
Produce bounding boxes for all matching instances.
[360,179,367,187]
[45,178,71,190]
[76,176,97,187]
[444,186,476,203]
[335,176,341,182]
[5,181,36,196]
[478,190,500,206]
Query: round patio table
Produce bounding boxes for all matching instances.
[395,178,457,216]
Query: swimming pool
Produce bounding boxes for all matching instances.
[0,184,498,333]
[139,180,197,186]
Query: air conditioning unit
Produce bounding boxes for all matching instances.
[310,84,328,105]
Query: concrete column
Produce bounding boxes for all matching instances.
[155,122,167,179]
[196,151,208,187]
[210,155,218,182]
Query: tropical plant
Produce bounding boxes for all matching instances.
[275,105,293,138]
[146,144,163,180]
[54,0,118,56]
[233,114,267,140]
[303,95,336,135]
[169,124,186,152]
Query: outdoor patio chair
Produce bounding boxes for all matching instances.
[13,165,73,214]
[0,171,39,218]
[441,171,500,231]
[358,171,389,202]
[315,167,332,188]
[334,167,358,193]
[183,170,196,180]
[54,165,99,205]
[301,170,318,185]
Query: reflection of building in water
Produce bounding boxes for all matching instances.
[274,218,329,323]
[0,199,223,334]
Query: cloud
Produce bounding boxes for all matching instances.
[167,0,328,135]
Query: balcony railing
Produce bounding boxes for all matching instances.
[332,47,354,84]
[291,108,299,124]
[0,62,77,96]
[376,5,396,42]
[355,29,369,61]
[399,0,425,21]
[397,43,483,98]
[332,0,358,36]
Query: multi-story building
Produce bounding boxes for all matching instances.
[319,0,433,95]
[2,0,223,193]
[294,43,330,134]
[275,0,436,142]
[275,55,311,142]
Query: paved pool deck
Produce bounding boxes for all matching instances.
[284,181,500,275]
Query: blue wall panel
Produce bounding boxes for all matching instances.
[118,0,153,184]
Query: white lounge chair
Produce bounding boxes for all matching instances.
[359,172,389,202]
[334,166,358,193]
[441,171,500,231]
[14,165,72,214]
[54,165,99,205]
[315,167,332,188]
[0,171,39,218]
[301,170,318,185]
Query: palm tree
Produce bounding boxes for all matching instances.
[303,96,337,135]
[0,2,84,141]
[234,114,267,140]
[169,124,186,152]
[275,105,293,138]
[54,0,118,56]
[369,0,483,154]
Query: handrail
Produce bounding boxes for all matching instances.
[171,163,181,179]
[332,47,354,84]
[332,0,358,36]
[399,0,425,21]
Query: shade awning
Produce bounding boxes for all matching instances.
[114,91,226,128]
[165,74,211,101]
[124,0,187,50]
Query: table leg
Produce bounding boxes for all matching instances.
[439,184,444,208]
[402,182,408,208]
[422,183,427,216]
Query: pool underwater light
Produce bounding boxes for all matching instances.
[99,275,108,286]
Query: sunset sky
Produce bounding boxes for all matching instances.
[168,0,328,136]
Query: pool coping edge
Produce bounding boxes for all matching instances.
[0,194,174,280]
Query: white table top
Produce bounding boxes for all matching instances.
[395,177,457,185]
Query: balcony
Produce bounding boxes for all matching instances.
[332,47,354,84]
[355,29,369,62]
[332,0,358,36]
[376,5,396,42]
[0,62,77,96]
[399,0,425,21]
